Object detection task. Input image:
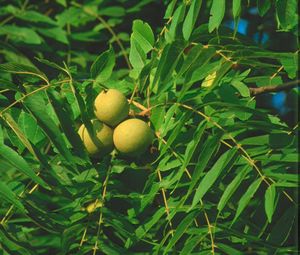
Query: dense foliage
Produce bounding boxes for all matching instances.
[0,0,298,254]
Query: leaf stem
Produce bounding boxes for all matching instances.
[92,165,111,255]
[0,15,14,26]
[176,102,295,204]
[156,133,214,253]
[0,84,51,117]
[157,169,174,236]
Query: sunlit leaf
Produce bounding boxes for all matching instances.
[182,0,202,41]
[264,184,276,223]
[218,164,252,212]
[163,210,200,254]
[208,0,225,32]
[232,178,263,225]
[191,148,237,210]
[0,25,42,44]
[98,6,125,17]
[129,19,154,70]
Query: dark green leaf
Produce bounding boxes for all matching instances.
[217,242,243,255]
[0,62,44,77]
[91,47,115,83]
[172,121,206,189]
[191,148,237,210]
[163,210,200,254]
[267,206,296,245]
[0,78,22,92]
[23,91,76,167]
[179,234,203,254]
[186,133,221,198]
[0,124,3,143]
[17,111,45,145]
[61,224,84,254]
[276,0,298,31]
[151,40,186,92]
[0,181,26,213]
[232,178,263,225]
[0,144,48,188]
[218,164,252,212]
[135,207,165,239]
[257,0,271,16]
[264,184,276,223]
[47,89,89,160]
[35,58,66,72]
[0,225,33,255]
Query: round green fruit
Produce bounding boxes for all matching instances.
[113,119,153,157]
[78,120,114,156]
[94,89,129,127]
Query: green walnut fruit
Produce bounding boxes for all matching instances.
[78,120,114,156]
[94,89,129,127]
[113,119,153,157]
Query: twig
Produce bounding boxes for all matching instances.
[92,166,111,255]
[155,133,214,254]
[177,102,294,204]
[0,177,40,224]
[0,15,14,26]
[157,169,174,236]
[270,65,284,80]
[128,99,148,111]
[249,80,299,96]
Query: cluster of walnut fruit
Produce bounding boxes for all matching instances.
[78,89,153,158]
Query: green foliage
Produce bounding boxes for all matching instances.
[0,0,298,254]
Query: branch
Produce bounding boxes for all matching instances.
[249,80,299,96]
